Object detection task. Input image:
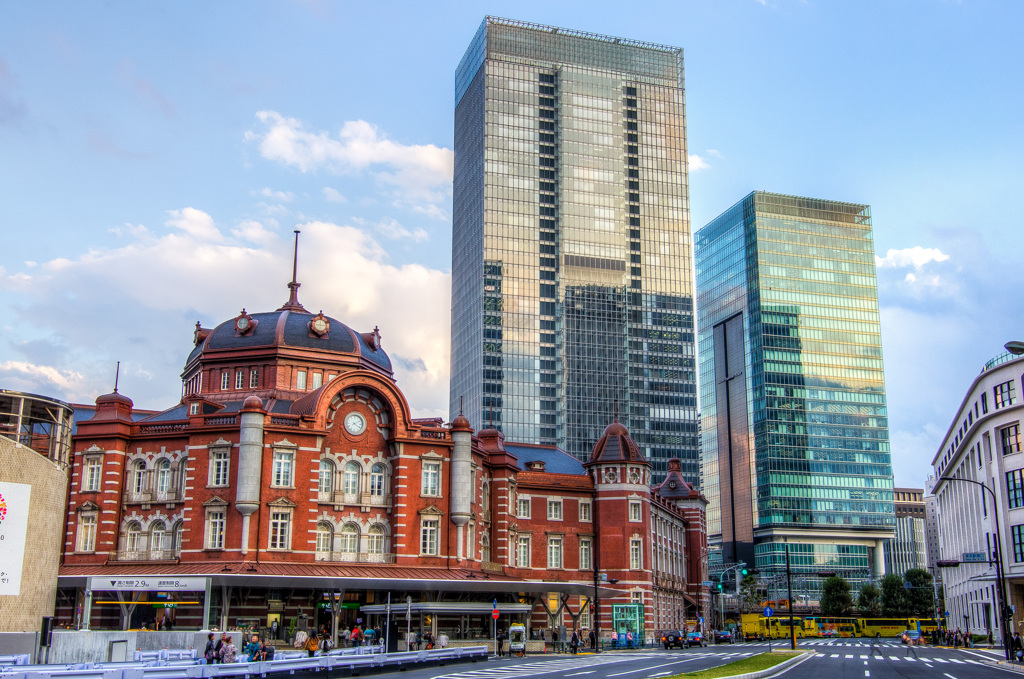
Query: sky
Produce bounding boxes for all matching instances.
[1,0,1022,490]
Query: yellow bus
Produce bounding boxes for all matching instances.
[804,616,858,638]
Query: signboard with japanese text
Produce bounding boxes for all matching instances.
[89,576,208,591]
[0,482,31,595]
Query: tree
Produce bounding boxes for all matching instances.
[820,576,853,616]
[739,575,761,613]
[880,574,909,616]
[857,583,881,617]
[903,568,935,617]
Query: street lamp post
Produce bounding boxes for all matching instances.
[939,475,1011,661]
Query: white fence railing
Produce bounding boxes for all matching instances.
[0,646,488,679]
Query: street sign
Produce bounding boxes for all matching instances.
[698,617,704,625]
[492,609,499,620]
[763,606,774,617]
[702,581,714,587]
[962,552,987,563]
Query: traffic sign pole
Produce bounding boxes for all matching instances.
[764,606,773,653]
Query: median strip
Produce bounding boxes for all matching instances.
[660,651,809,678]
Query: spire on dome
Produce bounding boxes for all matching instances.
[278,229,308,312]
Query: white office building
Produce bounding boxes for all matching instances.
[932,350,1024,641]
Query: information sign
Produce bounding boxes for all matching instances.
[763,606,774,617]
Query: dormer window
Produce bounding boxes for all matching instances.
[189,402,200,416]
[528,460,546,471]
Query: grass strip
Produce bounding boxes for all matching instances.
[669,651,804,678]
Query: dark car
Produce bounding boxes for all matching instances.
[686,631,706,648]
[714,630,733,644]
[660,630,686,649]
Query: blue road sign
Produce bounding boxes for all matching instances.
[764,606,774,617]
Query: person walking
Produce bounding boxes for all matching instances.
[219,635,238,664]
[204,633,217,664]
[570,628,580,655]
[304,629,320,657]
[1013,633,1023,662]
[213,633,226,664]
[496,628,505,657]
[588,628,596,651]
[339,626,350,648]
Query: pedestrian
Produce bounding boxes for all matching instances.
[626,630,633,649]
[245,634,261,662]
[610,630,617,648]
[304,629,320,657]
[552,629,559,653]
[339,626,350,648]
[351,625,363,647]
[214,633,226,664]
[204,633,217,664]
[1014,633,1023,662]
[219,635,238,664]
[589,628,596,650]
[496,628,505,657]
[570,628,580,655]
[438,631,449,649]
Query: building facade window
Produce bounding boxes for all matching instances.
[995,380,1016,409]
[367,525,386,555]
[150,521,166,553]
[269,511,292,550]
[629,500,642,522]
[1002,424,1022,455]
[318,459,334,495]
[272,451,294,487]
[315,522,333,558]
[482,533,491,562]
[579,537,592,570]
[172,521,184,556]
[547,499,563,521]
[422,460,441,496]
[343,462,360,495]
[312,372,323,389]
[547,536,563,569]
[83,457,101,492]
[517,535,531,567]
[339,523,359,554]
[420,517,439,555]
[206,510,225,549]
[77,514,97,552]
[1009,469,1024,509]
[518,497,531,519]
[250,368,259,389]
[235,371,244,390]
[296,370,307,390]
[1014,524,1024,563]
[370,463,386,496]
[189,402,200,415]
[579,500,592,522]
[124,521,142,553]
[221,371,230,390]
[210,450,230,487]
[630,537,643,569]
[131,460,146,494]
[155,459,171,494]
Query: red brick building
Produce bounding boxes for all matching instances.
[57,279,707,643]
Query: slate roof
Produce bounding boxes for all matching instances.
[505,443,585,475]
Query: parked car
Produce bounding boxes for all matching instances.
[660,630,686,649]
[686,631,707,648]
[714,630,734,644]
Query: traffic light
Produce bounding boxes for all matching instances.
[589,602,595,614]
[717,583,723,591]
[741,568,748,576]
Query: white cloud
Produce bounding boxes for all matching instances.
[246,112,453,216]
[257,187,295,202]
[375,218,429,242]
[875,246,949,270]
[688,154,710,171]
[0,213,451,418]
[165,207,223,242]
[322,187,347,203]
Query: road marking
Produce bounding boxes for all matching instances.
[864,671,869,677]
[565,673,594,677]
[845,654,854,658]
[944,674,957,679]
[860,655,868,659]
[831,654,839,658]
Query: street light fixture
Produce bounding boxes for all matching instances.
[939,475,1011,661]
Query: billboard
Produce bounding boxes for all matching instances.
[0,482,32,595]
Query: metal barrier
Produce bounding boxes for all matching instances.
[0,646,487,679]
[0,658,31,667]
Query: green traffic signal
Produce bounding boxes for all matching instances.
[741,568,748,576]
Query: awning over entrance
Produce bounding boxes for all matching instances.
[360,602,534,615]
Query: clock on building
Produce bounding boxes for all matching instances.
[344,412,366,435]
[310,312,330,337]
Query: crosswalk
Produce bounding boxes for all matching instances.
[809,652,979,664]
[431,651,756,679]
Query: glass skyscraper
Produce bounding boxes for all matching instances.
[695,191,895,591]
[451,17,699,480]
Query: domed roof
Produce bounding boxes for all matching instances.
[585,419,647,466]
[188,308,392,374]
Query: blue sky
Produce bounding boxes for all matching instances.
[1,1,1021,489]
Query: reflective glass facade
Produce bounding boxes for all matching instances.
[451,18,698,480]
[696,192,894,588]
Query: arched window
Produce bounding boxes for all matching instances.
[482,533,491,563]
[150,521,167,554]
[155,460,171,494]
[171,521,184,556]
[370,464,386,497]
[132,460,147,494]
[315,522,333,559]
[318,459,335,495]
[339,523,359,555]
[367,524,385,555]
[124,521,142,554]
[343,462,360,496]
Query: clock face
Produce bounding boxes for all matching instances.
[344,412,366,435]
[237,316,249,330]
[313,318,327,333]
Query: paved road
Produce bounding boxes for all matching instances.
[360,639,1021,679]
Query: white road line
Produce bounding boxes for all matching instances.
[565,673,594,677]
[845,654,854,658]
[864,671,869,677]
[943,674,958,679]
[860,655,868,659]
